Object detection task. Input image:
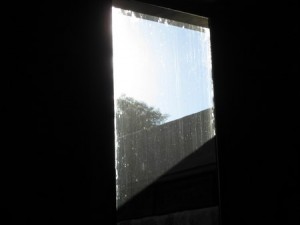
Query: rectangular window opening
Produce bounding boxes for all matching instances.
[112,0,219,223]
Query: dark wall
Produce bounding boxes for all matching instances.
[5,0,115,224]
[4,0,299,225]
[209,3,299,225]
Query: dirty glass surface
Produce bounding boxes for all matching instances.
[112,5,217,215]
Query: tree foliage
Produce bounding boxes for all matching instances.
[116,95,168,137]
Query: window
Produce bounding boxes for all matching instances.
[112,0,219,223]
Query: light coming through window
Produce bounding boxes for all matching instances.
[112,1,218,220]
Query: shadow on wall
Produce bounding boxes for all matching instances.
[116,112,220,224]
[118,206,219,225]
[116,109,216,208]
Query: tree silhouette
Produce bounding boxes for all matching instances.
[116,95,168,137]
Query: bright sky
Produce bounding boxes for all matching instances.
[112,7,214,122]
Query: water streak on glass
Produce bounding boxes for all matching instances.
[112,7,216,209]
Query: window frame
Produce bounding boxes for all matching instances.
[112,0,221,223]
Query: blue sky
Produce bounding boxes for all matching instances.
[112,8,214,122]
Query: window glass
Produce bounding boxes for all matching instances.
[112,5,217,214]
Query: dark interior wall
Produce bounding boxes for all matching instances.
[5,0,115,224]
[210,4,299,225]
[4,0,299,225]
